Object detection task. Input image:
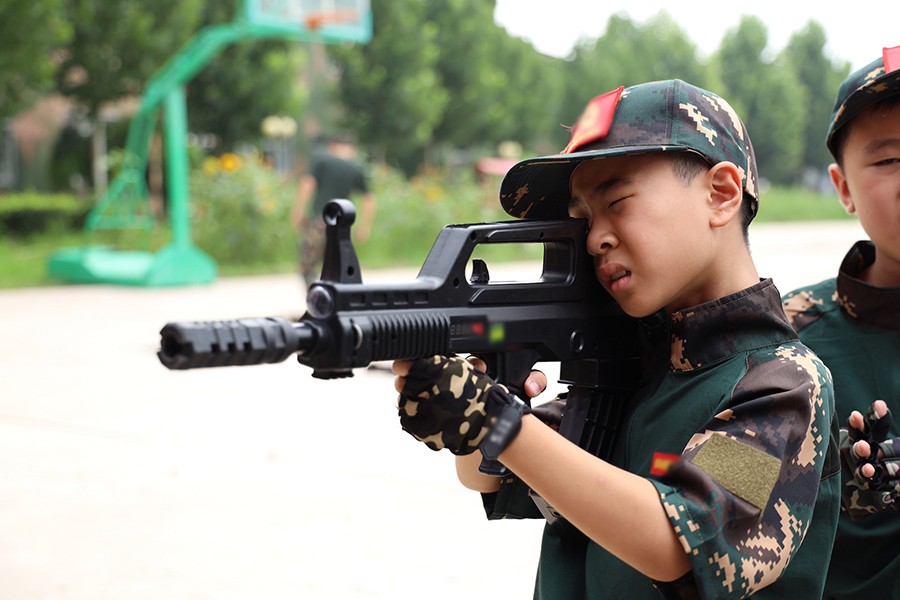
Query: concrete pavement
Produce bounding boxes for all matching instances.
[0,219,867,599]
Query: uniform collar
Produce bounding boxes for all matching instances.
[836,241,900,331]
[667,279,796,372]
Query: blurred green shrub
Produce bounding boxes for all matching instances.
[0,193,89,238]
[190,152,296,267]
[361,164,537,268]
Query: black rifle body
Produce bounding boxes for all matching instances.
[157,200,641,471]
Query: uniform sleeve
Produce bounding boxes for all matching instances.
[651,343,834,599]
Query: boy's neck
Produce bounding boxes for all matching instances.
[862,252,900,288]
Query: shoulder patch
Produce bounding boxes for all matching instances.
[693,434,781,510]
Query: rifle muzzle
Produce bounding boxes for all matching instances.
[157,317,316,370]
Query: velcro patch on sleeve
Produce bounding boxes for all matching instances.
[692,433,781,511]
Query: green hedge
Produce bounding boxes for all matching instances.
[0,193,89,238]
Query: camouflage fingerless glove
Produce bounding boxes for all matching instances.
[398,355,530,457]
[839,403,900,519]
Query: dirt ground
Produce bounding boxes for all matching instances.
[0,219,866,599]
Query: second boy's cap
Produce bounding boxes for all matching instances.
[826,45,900,159]
[499,79,759,220]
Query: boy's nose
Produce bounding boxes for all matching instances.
[585,222,617,255]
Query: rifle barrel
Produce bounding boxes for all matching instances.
[157,317,315,370]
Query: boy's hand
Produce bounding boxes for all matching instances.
[464,356,564,429]
[839,400,900,519]
[393,356,529,456]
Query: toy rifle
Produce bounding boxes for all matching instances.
[156,199,641,475]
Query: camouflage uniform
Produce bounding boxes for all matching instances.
[783,241,900,599]
[481,79,840,599]
[484,280,839,599]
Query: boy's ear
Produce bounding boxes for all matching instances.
[828,163,856,214]
[706,161,743,228]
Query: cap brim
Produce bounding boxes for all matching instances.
[500,145,695,219]
[827,69,900,156]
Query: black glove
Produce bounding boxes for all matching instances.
[398,355,530,457]
[840,402,900,519]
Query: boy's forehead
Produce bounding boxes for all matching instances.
[843,101,900,148]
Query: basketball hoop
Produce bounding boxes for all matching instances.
[304,9,358,31]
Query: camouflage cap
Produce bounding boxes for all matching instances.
[499,79,759,220]
[826,45,900,159]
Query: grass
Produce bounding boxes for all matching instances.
[755,187,851,222]
[0,186,854,290]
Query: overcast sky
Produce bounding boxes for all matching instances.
[493,1,898,71]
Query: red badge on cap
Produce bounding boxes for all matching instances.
[562,86,624,154]
[884,45,900,74]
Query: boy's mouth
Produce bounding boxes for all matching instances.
[609,270,630,283]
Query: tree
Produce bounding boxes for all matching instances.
[715,17,804,186]
[186,3,307,153]
[0,0,71,119]
[56,1,206,118]
[329,0,448,175]
[557,13,709,150]
[54,0,205,189]
[780,22,849,174]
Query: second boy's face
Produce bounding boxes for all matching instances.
[569,153,726,317]
[830,104,900,286]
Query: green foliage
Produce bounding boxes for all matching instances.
[780,24,849,172]
[0,0,72,118]
[55,0,206,116]
[185,2,307,151]
[329,0,449,174]
[360,164,531,268]
[189,153,297,267]
[0,177,854,289]
[714,17,805,186]
[0,193,88,237]
[558,12,711,151]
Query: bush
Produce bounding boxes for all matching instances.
[361,164,540,268]
[0,192,89,238]
[190,153,297,267]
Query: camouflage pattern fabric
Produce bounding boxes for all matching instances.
[840,404,900,519]
[499,79,759,220]
[530,279,839,599]
[398,355,526,455]
[650,280,837,599]
[826,46,900,157]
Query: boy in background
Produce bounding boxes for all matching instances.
[782,46,900,599]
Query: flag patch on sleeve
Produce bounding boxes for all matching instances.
[650,452,682,476]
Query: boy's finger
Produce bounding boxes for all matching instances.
[465,356,488,373]
[525,370,548,398]
[848,410,864,431]
[391,360,413,376]
[864,401,892,443]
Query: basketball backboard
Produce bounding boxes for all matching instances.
[244,0,372,43]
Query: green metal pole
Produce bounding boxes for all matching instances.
[164,86,191,247]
